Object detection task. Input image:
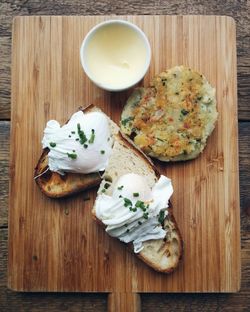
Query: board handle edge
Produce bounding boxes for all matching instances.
[107,292,141,312]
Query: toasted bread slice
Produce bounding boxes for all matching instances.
[34,105,119,198]
[92,132,183,273]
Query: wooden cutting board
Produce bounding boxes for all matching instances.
[8,15,240,302]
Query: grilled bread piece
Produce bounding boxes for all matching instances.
[121,65,218,161]
[93,133,183,273]
[34,105,119,198]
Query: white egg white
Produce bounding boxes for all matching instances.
[42,111,112,175]
[95,174,173,253]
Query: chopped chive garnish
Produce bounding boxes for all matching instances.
[49,142,56,148]
[71,131,75,134]
[67,153,77,159]
[126,229,130,233]
[133,192,139,197]
[101,189,106,193]
[157,137,164,142]
[72,150,75,152]
[135,200,144,207]
[100,150,105,154]
[104,183,110,189]
[119,195,122,198]
[68,135,71,138]
[181,109,189,115]
[158,210,165,224]
[125,223,128,227]
[143,212,149,219]
[117,185,124,190]
[88,129,95,144]
[77,123,87,144]
[121,116,134,126]
[84,144,88,149]
[138,221,142,225]
[75,138,79,141]
[123,198,132,207]
[135,200,147,211]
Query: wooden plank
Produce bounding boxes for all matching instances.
[0,121,9,227]
[8,15,240,292]
[1,226,250,310]
[1,229,107,309]
[0,36,11,119]
[0,0,249,120]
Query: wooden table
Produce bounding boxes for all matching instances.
[0,1,249,311]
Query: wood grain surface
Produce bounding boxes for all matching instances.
[1,1,250,311]
[8,15,240,294]
[0,0,249,121]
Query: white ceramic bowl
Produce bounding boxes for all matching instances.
[80,19,151,91]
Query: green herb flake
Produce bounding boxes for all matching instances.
[181,109,189,116]
[84,144,88,149]
[143,212,149,219]
[104,183,110,189]
[133,192,139,197]
[71,131,75,134]
[138,221,142,225]
[100,150,105,154]
[125,223,128,227]
[67,153,77,160]
[126,229,130,233]
[158,210,165,224]
[121,116,134,126]
[123,198,132,207]
[119,195,122,198]
[75,138,79,141]
[135,200,147,211]
[157,137,164,142]
[49,142,56,148]
[88,129,95,144]
[135,200,144,207]
[118,185,124,190]
[77,123,87,144]
[101,189,106,193]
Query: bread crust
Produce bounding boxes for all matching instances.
[117,132,161,179]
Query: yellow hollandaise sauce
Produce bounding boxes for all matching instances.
[85,23,148,89]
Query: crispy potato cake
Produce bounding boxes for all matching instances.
[120,66,218,161]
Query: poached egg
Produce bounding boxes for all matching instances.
[95,173,173,253]
[42,110,112,175]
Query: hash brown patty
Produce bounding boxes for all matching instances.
[120,66,218,161]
